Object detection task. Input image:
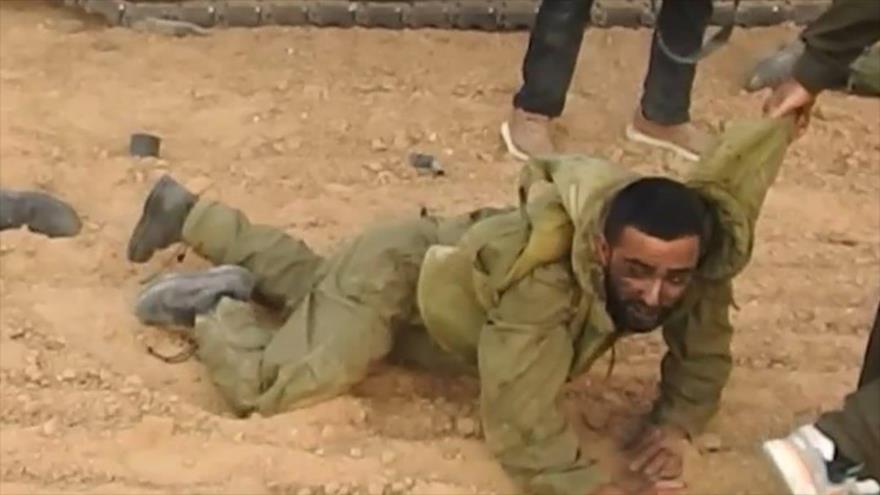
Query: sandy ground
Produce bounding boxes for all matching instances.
[1,2,878,494]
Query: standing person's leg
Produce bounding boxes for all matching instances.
[502,0,594,161]
[626,0,717,162]
[763,301,880,494]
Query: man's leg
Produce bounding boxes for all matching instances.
[244,218,444,415]
[763,302,880,493]
[127,175,323,310]
[502,0,594,160]
[626,0,716,162]
[814,302,880,481]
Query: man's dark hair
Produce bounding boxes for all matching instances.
[603,177,709,245]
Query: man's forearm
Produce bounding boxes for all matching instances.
[793,0,880,93]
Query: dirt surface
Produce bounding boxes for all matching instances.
[1,2,878,494]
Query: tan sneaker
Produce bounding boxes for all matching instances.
[501,108,557,161]
[625,109,716,162]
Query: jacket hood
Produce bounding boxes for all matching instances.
[511,117,796,292]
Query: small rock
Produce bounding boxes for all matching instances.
[324,481,341,495]
[364,162,384,173]
[8,326,25,339]
[390,482,406,494]
[124,375,143,387]
[234,432,245,442]
[296,488,313,495]
[455,417,477,437]
[380,450,396,465]
[349,447,363,458]
[367,482,385,495]
[699,433,724,453]
[314,448,325,457]
[324,183,353,195]
[60,369,77,381]
[321,425,335,438]
[41,418,59,436]
[371,138,388,151]
[403,478,415,488]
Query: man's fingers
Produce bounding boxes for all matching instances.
[630,442,663,472]
[643,451,670,478]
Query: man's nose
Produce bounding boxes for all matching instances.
[640,279,662,307]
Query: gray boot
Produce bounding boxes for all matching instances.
[0,189,82,238]
[744,40,805,93]
[135,265,256,328]
[127,175,196,263]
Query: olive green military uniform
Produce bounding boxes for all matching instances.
[793,0,880,95]
[181,118,795,494]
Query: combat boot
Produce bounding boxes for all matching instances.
[744,40,805,93]
[127,175,196,263]
[763,424,880,495]
[135,265,256,328]
[625,109,717,162]
[0,189,82,238]
[501,108,557,161]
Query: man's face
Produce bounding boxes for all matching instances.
[600,226,700,332]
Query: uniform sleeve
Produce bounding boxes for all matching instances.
[478,263,609,495]
[651,279,735,437]
[793,0,880,93]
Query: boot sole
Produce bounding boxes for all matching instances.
[135,265,256,327]
[500,121,533,162]
[625,124,700,162]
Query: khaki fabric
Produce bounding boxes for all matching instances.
[176,117,796,495]
[849,41,880,95]
[416,117,796,495]
[183,200,497,416]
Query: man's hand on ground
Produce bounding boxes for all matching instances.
[762,78,817,136]
[626,424,688,481]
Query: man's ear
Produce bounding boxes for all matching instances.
[596,235,611,266]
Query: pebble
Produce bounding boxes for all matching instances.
[41,417,59,436]
[367,482,385,495]
[324,481,341,495]
[380,450,396,465]
[296,488,313,495]
[455,417,477,437]
[390,482,406,494]
[349,447,363,458]
[60,369,77,381]
[699,433,724,453]
[124,375,143,387]
[321,425,335,438]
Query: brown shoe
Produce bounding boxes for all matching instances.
[501,108,556,161]
[625,109,716,162]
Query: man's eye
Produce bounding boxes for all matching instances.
[626,265,652,278]
[666,274,691,286]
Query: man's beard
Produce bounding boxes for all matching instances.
[605,277,671,333]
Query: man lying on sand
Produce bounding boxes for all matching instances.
[126,118,795,495]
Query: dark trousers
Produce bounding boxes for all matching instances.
[513,0,713,125]
[816,301,880,480]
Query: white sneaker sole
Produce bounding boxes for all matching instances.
[762,439,821,495]
[625,124,700,162]
[500,121,532,162]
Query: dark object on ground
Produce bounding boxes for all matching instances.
[409,152,445,176]
[0,189,82,238]
[62,0,833,31]
[130,132,161,157]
